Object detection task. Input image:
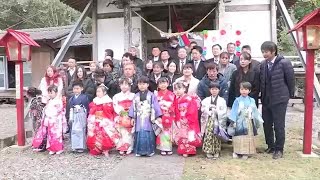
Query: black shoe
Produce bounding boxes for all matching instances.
[272,151,283,159]
[265,148,275,154]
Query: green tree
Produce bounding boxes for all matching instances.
[0,0,91,32]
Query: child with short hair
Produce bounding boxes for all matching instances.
[154,77,175,155]
[129,76,162,157]
[174,81,202,157]
[32,85,67,155]
[113,78,135,155]
[87,85,120,156]
[201,82,227,159]
[229,82,263,159]
[68,80,90,153]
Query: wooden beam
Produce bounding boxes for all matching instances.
[51,0,93,67]
[270,0,277,42]
[124,0,132,52]
[92,0,98,61]
[225,4,270,12]
[130,0,219,7]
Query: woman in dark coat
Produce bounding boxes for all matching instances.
[166,61,180,92]
[67,65,96,101]
[228,52,260,107]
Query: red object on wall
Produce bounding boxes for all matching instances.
[236,30,241,35]
[220,30,226,35]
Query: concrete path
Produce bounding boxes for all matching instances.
[105,154,185,180]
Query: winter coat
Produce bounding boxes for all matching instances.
[197,74,229,101]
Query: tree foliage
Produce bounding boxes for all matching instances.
[0,0,91,32]
[292,0,320,22]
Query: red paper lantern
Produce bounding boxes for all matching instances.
[236,30,241,35]
[220,29,226,35]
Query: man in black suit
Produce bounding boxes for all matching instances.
[175,47,189,76]
[207,44,222,65]
[189,46,206,80]
[66,57,77,86]
[227,42,240,64]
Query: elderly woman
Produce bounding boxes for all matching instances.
[218,52,237,83]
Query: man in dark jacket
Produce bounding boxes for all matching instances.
[260,41,295,159]
[197,63,228,101]
[189,46,207,80]
[166,36,180,61]
[66,58,77,86]
[128,47,144,72]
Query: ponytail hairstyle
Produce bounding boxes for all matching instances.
[27,87,42,98]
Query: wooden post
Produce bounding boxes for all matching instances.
[270,0,277,42]
[92,0,98,61]
[141,11,148,61]
[124,0,132,52]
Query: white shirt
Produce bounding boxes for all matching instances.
[154,56,159,62]
[179,59,187,71]
[194,60,200,71]
[268,56,277,69]
[214,57,220,64]
[154,74,161,83]
[68,68,75,76]
[162,60,169,69]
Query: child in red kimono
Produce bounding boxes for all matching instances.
[113,78,135,155]
[154,77,176,155]
[87,85,120,156]
[174,81,202,157]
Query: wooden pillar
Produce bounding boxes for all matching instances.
[270,0,277,42]
[92,0,98,61]
[217,0,225,30]
[141,11,148,61]
[124,0,132,52]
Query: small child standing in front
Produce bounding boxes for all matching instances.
[154,77,175,156]
[87,85,120,156]
[32,85,67,155]
[113,78,135,155]
[229,82,263,159]
[129,76,162,157]
[27,87,45,134]
[67,80,90,153]
[201,82,227,159]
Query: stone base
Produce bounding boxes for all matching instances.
[296,151,319,158]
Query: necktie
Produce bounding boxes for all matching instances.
[268,61,273,71]
[194,61,199,71]
[180,61,184,72]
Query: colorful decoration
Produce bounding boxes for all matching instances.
[220,29,226,35]
[236,30,241,35]
[202,30,209,39]
[235,40,241,46]
[236,51,241,56]
[236,46,241,52]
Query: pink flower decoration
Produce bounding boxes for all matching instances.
[235,40,241,46]
[236,30,241,35]
[220,30,226,35]
[236,52,241,56]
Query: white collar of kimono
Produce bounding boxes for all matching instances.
[93,95,112,105]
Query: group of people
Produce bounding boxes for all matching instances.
[26,37,295,160]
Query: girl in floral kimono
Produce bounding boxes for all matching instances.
[32,85,67,155]
[129,76,162,157]
[87,85,120,156]
[113,78,135,155]
[27,87,45,133]
[174,81,202,157]
[201,82,227,159]
[154,77,175,155]
[229,82,263,159]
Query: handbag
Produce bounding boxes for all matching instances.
[210,96,230,142]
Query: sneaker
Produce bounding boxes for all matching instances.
[161,151,167,156]
[206,153,214,159]
[272,151,283,159]
[135,154,141,157]
[213,153,220,159]
[232,153,239,159]
[167,151,173,155]
[49,151,55,155]
[182,154,188,158]
[77,150,84,153]
[119,151,125,155]
[126,150,132,155]
[32,148,42,152]
[56,150,64,155]
[147,152,155,157]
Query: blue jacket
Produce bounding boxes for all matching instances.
[197,73,229,101]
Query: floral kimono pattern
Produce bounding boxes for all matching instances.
[32,97,67,152]
[113,92,135,152]
[87,95,120,155]
[154,90,176,152]
[129,91,162,156]
[200,96,227,155]
[229,96,264,155]
[29,96,45,132]
[174,94,202,155]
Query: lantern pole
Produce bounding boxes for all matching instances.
[303,48,315,154]
[16,43,25,146]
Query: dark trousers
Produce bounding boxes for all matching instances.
[262,102,288,152]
